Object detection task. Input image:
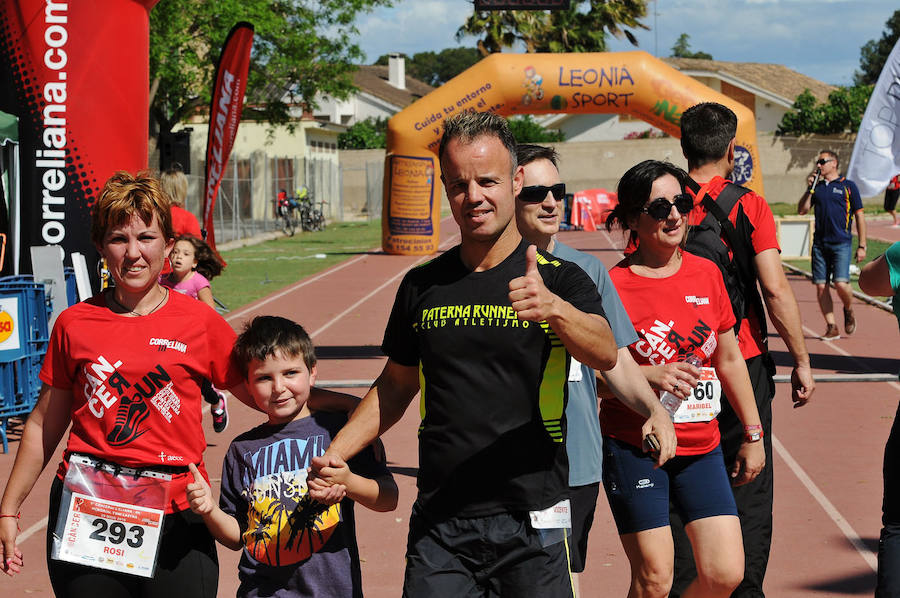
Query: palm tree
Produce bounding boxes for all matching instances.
[456,0,649,56]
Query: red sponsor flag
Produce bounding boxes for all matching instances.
[203,22,253,258]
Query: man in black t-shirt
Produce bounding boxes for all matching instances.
[315,112,618,597]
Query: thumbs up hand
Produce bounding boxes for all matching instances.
[509,245,555,322]
[186,463,215,516]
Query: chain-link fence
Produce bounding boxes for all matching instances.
[183,154,341,245]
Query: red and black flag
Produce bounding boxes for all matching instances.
[202,22,253,259]
[0,0,157,279]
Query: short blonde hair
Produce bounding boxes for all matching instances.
[91,171,173,246]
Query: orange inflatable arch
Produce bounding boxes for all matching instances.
[381,51,763,255]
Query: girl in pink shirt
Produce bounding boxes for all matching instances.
[160,235,229,432]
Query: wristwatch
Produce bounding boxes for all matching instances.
[744,425,764,443]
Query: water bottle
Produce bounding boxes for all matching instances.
[659,354,704,417]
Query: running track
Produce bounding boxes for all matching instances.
[3,216,898,597]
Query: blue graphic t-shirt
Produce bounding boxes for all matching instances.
[219,412,387,598]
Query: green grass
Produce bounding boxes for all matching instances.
[768,202,886,217]
[211,221,383,311]
[782,237,892,297]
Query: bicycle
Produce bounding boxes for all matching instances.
[297,195,326,232]
[276,192,298,236]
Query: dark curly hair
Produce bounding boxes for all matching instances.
[174,235,223,280]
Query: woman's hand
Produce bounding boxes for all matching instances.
[644,362,701,400]
[0,517,23,576]
[731,441,766,487]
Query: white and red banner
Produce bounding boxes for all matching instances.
[203,22,253,257]
[0,0,157,279]
[847,37,900,198]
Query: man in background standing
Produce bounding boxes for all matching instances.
[798,150,867,340]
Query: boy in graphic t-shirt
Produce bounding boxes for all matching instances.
[185,316,398,598]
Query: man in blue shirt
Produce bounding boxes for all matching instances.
[514,143,676,594]
[798,150,867,340]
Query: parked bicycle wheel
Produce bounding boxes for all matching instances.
[281,208,296,236]
[310,208,325,232]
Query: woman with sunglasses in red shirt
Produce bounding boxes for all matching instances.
[600,160,765,598]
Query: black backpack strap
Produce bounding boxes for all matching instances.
[686,178,769,343]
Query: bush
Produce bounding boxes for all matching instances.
[338,117,388,149]
[624,128,668,140]
[507,115,565,143]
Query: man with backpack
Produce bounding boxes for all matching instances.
[670,102,815,598]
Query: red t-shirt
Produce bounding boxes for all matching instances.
[171,205,202,238]
[601,252,736,455]
[41,291,243,512]
[687,177,780,360]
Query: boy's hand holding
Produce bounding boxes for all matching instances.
[308,454,351,505]
[186,463,216,516]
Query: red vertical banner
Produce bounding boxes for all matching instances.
[0,0,158,279]
[203,22,253,257]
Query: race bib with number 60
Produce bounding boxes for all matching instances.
[672,367,722,424]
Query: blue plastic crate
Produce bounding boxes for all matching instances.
[0,360,25,453]
[0,276,51,344]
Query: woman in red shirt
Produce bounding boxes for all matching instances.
[0,172,250,597]
[602,160,764,598]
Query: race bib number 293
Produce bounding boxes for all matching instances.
[56,492,165,578]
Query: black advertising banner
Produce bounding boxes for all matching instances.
[203,22,253,258]
[0,0,157,278]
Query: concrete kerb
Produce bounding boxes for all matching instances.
[782,262,893,313]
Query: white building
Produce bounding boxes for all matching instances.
[312,54,434,126]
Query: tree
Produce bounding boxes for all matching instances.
[338,117,387,149]
[777,86,872,136]
[854,9,900,86]
[375,48,482,86]
[507,116,565,143]
[456,0,648,57]
[148,0,391,150]
[670,33,712,60]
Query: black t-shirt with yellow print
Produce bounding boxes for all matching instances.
[382,239,606,519]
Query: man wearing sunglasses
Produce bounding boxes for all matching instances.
[669,102,814,598]
[514,144,677,593]
[798,150,867,341]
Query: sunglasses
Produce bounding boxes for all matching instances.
[816,158,834,166]
[641,194,694,220]
[519,183,566,203]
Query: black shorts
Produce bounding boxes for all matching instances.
[403,501,574,597]
[47,476,218,598]
[568,483,600,573]
[886,187,900,212]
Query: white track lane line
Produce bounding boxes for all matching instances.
[309,232,460,340]
[226,217,459,324]
[603,226,886,571]
[773,436,878,572]
[18,516,48,543]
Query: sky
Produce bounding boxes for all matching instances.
[354,0,897,87]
